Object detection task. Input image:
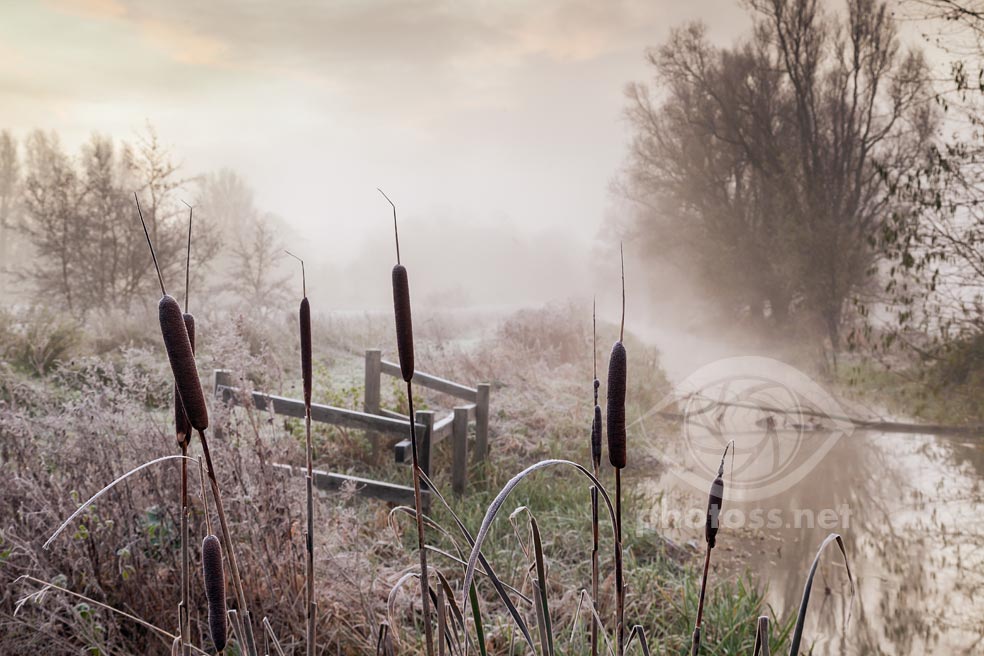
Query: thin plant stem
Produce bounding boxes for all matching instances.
[590,481,600,656]
[305,407,316,656]
[284,250,306,297]
[378,188,400,265]
[199,456,213,535]
[198,429,258,656]
[182,201,192,309]
[179,442,190,656]
[691,548,712,656]
[134,193,166,296]
[590,295,600,656]
[619,243,625,342]
[406,380,434,656]
[615,468,624,656]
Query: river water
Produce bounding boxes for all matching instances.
[645,426,984,654]
[635,359,984,654]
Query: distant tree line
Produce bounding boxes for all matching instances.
[0,126,291,316]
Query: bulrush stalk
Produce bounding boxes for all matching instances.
[690,444,730,656]
[287,250,317,656]
[590,297,602,656]
[379,188,434,656]
[135,195,257,656]
[177,204,195,656]
[606,245,627,655]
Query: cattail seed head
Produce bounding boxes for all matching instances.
[300,297,312,407]
[705,475,724,549]
[174,313,196,447]
[606,341,627,469]
[392,264,414,382]
[202,534,227,651]
[591,404,602,469]
[159,295,208,431]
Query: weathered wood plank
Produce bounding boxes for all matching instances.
[380,359,478,402]
[364,350,382,414]
[271,463,423,505]
[393,409,465,463]
[475,383,490,462]
[452,406,469,495]
[217,384,421,436]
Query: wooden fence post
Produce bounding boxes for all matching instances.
[213,370,232,440]
[415,410,435,480]
[364,350,381,414]
[364,350,382,461]
[416,410,434,510]
[452,406,469,495]
[475,383,490,463]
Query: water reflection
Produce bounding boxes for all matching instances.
[645,427,984,654]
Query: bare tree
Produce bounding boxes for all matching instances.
[229,213,290,314]
[863,0,984,358]
[16,128,217,313]
[196,168,256,235]
[626,0,936,362]
[0,132,18,298]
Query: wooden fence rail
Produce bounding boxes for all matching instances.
[214,356,489,501]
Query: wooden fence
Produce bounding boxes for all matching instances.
[213,353,489,503]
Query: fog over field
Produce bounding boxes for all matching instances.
[3,2,984,655]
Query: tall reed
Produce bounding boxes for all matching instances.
[589,297,602,656]
[177,204,195,656]
[379,188,434,656]
[690,443,730,655]
[135,194,258,656]
[606,244,627,655]
[286,250,317,656]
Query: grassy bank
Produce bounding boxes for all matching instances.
[0,302,787,654]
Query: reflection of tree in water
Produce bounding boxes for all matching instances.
[732,427,983,654]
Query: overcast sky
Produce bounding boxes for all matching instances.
[0,0,759,265]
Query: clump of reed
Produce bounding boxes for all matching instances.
[135,194,258,656]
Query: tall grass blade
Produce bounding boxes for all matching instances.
[376,623,395,656]
[753,616,770,656]
[418,470,539,652]
[569,590,615,656]
[626,625,652,656]
[460,459,618,654]
[44,455,195,549]
[468,582,487,656]
[263,617,287,656]
[788,533,854,655]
